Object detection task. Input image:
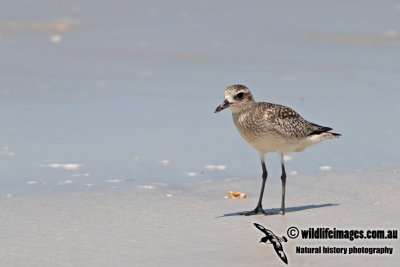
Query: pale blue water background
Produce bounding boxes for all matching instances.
[1,0,399,196]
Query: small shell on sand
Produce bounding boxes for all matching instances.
[228,191,246,199]
[50,34,62,43]
[72,173,90,177]
[42,163,81,170]
[319,166,331,171]
[205,165,227,170]
[158,160,170,165]
[26,181,38,185]
[56,180,73,185]
[393,169,399,174]
[186,172,198,177]
[139,185,154,190]
[107,179,121,183]
[166,194,173,197]
[289,171,298,175]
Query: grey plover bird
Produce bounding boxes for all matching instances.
[215,84,340,216]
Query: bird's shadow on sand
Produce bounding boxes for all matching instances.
[217,203,339,218]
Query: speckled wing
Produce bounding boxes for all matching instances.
[259,103,328,139]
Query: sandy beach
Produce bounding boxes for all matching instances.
[1,170,399,266]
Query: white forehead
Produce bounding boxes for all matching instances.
[224,86,248,99]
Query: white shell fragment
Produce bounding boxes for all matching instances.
[158,160,170,165]
[107,179,121,183]
[72,173,90,177]
[49,34,62,43]
[204,165,227,170]
[319,166,331,171]
[56,180,73,185]
[139,185,154,190]
[42,163,82,170]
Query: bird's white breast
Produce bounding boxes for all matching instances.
[237,128,299,153]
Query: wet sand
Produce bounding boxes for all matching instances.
[1,171,398,266]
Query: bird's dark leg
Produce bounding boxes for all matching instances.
[243,153,284,216]
[279,153,287,215]
[243,158,268,216]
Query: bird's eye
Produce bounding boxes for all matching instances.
[237,92,244,99]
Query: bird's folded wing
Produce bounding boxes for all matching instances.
[260,103,324,138]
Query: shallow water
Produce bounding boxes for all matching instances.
[1,0,399,196]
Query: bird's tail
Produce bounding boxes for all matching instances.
[308,123,341,138]
[295,130,341,152]
[317,132,341,141]
[331,133,341,137]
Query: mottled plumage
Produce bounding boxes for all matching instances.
[233,101,340,153]
[215,84,340,216]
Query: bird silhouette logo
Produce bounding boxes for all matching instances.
[254,223,288,264]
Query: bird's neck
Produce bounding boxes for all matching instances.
[230,102,256,115]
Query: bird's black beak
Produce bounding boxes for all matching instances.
[214,99,230,113]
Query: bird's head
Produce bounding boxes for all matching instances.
[214,84,255,114]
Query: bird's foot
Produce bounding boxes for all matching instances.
[265,211,283,216]
[242,207,286,216]
[269,209,285,215]
[242,206,267,216]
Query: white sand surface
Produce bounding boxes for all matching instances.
[1,171,398,266]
